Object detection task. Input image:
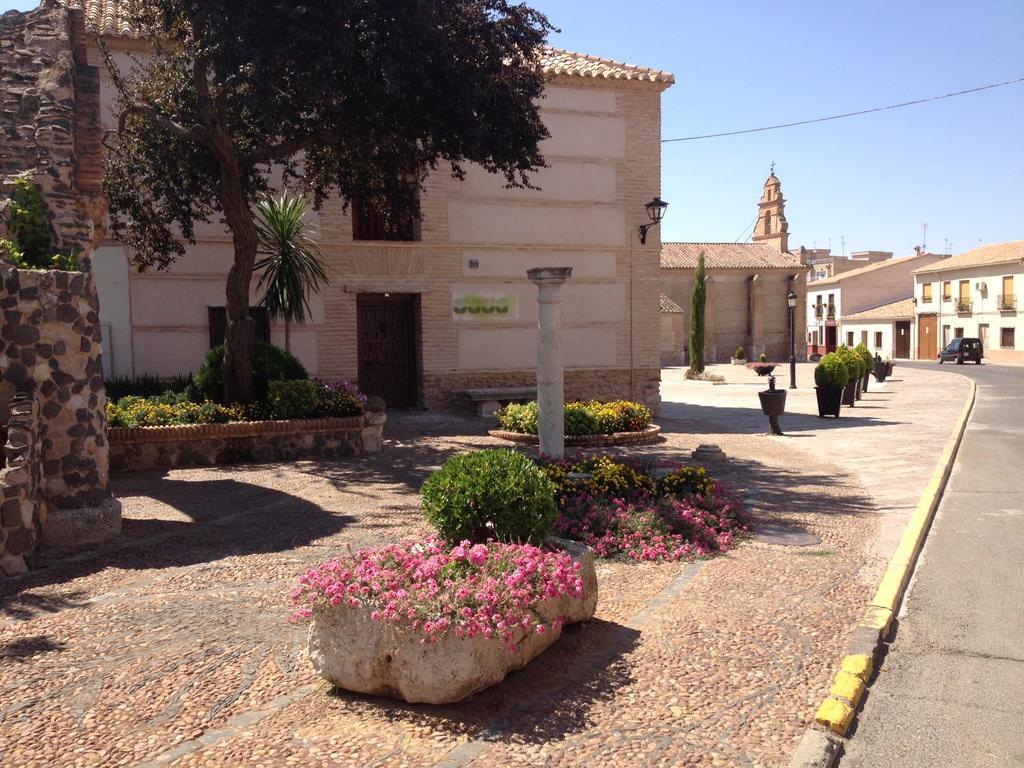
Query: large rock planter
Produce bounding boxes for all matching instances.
[306,538,597,704]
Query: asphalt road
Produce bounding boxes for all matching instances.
[841,361,1024,767]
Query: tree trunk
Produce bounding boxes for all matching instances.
[210,129,259,403]
[284,318,291,354]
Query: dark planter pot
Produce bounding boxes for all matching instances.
[854,376,863,401]
[861,372,870,392]
[752,364,776,376]
[815,386,843,418]
[873,362,887,382]
[758,389,787,416]
[842,380,857,406]
[885,362,894,377]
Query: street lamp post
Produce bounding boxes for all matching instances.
[787,290,797,389]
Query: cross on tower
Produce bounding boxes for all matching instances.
[769,161,776,175]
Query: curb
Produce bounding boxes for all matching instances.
[788,376,978,764]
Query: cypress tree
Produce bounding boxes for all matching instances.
[689,251,706,373]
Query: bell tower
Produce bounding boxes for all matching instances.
[752,163,789,252]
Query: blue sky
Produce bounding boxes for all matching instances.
[4,0,1022,255]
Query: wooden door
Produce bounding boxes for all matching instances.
[918,314,938,360]
[895,321,911,358]
[357,294,419,408]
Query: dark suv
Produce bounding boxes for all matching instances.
[938,337,983,364]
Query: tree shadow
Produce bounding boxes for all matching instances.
[0,634,67,661]
[658,401,901,435]
[1,477,353,608]
[332,618,640,744]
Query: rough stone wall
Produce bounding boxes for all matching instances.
[0,388,45,575]
[0,266,109,513]
[0,1,104,256]
[108,414,386,472]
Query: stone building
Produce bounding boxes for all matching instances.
[660,171,806,364]
[2,0,676,414]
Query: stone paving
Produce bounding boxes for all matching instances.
[0,365,970,767]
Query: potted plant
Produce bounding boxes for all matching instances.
[758,374,787,434]
[885,357,894,377]
[872,353,887,382]
[814,352,848,418]
[731,346,746,365]
[749,353,776,376]
[835,347,862,406]
[855,343,874,392]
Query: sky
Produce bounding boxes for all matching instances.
[3,0,1022,256]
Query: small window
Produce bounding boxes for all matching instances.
[1001,327,1016,349]
[208,306,271,349]
[861,330,868,346]
[942,281,951,301]
[875,331,883,349]
[922,283,933,303]
[955,327,964,339]
[846,331,854,346]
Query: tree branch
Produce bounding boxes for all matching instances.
[246,131,339,166]
[118,103,210,144]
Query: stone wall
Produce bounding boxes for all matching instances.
[108,414,387,472]
[0,1,104,256]
[0,265,118,567]
[0,388,45,575]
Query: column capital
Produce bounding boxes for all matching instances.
[527,266,573,287]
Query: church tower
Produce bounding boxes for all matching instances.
[751,165,789,252]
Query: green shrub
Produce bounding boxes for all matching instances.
[495,402,538,434]
[835,346,863,380]
[564,401,600,435]
[588,401,652,433]
[814,353,850,388]
[268,379,319,420]
[734,347,745,360]
[105,393,244,428]
[758,353,768,362]
[194,341,307,403]
[658,465,714,499]
[314,380,366,418]
[105,373,193,401]
[421,449,557,544]
[855,343,874,373]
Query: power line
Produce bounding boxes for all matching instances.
[734,216,757,243]
[663,77,1024,143]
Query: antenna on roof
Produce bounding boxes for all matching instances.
[841,235,845,257]
[921,222,928,251]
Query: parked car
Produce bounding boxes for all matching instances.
[938,337,983,364]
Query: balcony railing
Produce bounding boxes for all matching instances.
[813,305,837,320]
[998,294,1017,312]
[955,299,973,314]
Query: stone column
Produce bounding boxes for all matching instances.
[527,267,572,458]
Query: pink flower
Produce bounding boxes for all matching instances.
[468,544,488,566]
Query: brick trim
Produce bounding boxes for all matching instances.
[108,416,368,445]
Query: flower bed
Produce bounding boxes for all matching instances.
[495,400,652,435]
[539,456,747,562]
[294,535,597,703]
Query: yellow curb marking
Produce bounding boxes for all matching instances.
[841,654,873,682]
[813,377,978,737]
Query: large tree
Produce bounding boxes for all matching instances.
[103,0,553,402]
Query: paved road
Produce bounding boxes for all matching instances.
[841,361,1024,767]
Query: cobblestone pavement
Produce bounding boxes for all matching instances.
[0,366,970,767]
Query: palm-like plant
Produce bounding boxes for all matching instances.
[254,192,328,353]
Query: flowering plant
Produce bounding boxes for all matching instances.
[315,379,368,417]
[105,393,244,427]
[292,536,584,646]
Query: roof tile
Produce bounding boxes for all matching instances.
[841,297,914,322]
[661,242,802,270]
[914,241,1024,275]
[660,294,684,313]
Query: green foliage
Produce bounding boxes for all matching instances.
[734,347,745,360]
[105,392,243,428]
[314,381,366,418]
[104,373,193,401]
[758,353,768,363]
[835,346,864,380]
[254,193,328,336]
[194,341,307,403]
[0,173,81,271]
[689,251,706,373]
[814,353,850,388]
[495,400,652,436]
[421,449,557,544]
[854,342,874,372]
[267,379,320,420]
[658,465,715,499]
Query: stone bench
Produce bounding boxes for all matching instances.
[462,386,537,417]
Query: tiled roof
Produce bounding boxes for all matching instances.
[660,243,803,270]
[811,253,941,287]
[841,298,914,322]
[539,49,674,84]
[660,294,684,314]
[914,241,1024,275]
[55,1,676,86]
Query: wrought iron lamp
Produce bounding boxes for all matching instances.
[787,289,798,389]
[638,197,669,244]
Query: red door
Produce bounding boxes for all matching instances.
[356,294,419,408]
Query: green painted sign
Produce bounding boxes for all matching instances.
[452,292,518,320]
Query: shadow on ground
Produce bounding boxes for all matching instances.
[658,400,900,435]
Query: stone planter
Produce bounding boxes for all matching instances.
[748,362,777,377]
[757,386,787,436]
[306,539,598,704]
[861,372,870,393]
[488,424,661,448]
[730,357,746,366]
[886,361,894,377]
[108,413,386,472]
[815,386,843,418]
[842,380,857,407]
[854,376,863,401]
[872,362,888,382]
